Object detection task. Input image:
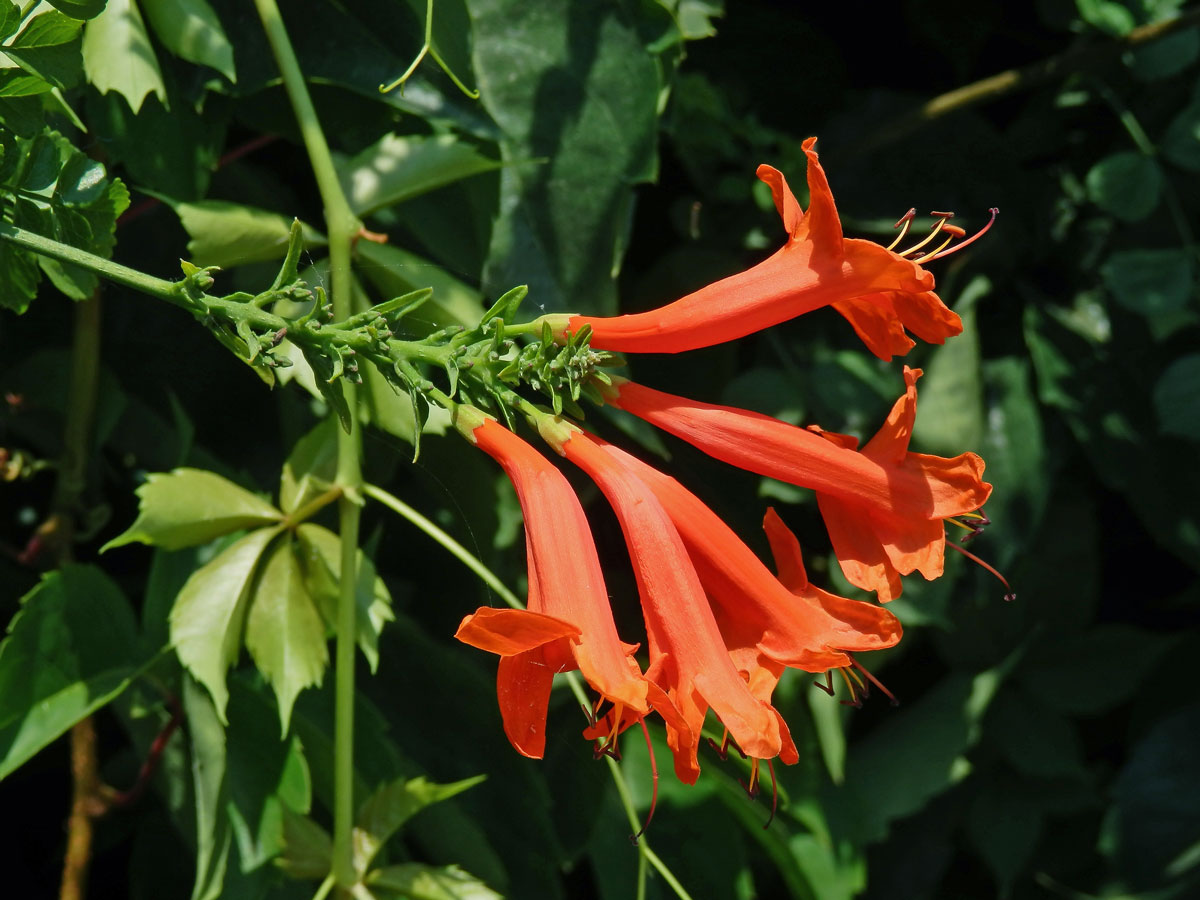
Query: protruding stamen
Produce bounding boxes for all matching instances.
[813,671,836,696]
[763,760,779,830]
[925,208,999,261]
[740,759,761,798]
[946,540,1015,601]
[630,719,659,845]
[896,214,951,258]
[913,224,966,262]
[949,510,991,542]
[849,655,899,707]
[886,208,917,251]
[836,667,863,708]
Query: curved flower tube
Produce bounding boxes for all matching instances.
[542,137,961,359]
[451,409,685,758]
[603,367,991,602]
[544,421,793,784]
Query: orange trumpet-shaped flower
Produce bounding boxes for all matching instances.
[603,367,991,602]
[541,137,963,360]
[451,410,685,758]
[544,421,794,784]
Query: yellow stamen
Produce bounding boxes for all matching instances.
[897,215,949,258]
[886,208,916,251]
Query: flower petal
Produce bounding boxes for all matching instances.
[756,164,804,238]
[497,651,557,759]
[454,606,581,657]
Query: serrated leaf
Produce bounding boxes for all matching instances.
[173,200,325,269]
[243,537,329,735]
[367,864,503,900]
[0,1,20,42]
[5,11,84,91]
[170,527,281,722]
[81,0,166,114]
[140,0,235,82]
[0,235,41,313]
[296,524,394,672]
[0,565,140,780]
[1100,248,1193,316]
[1154,354,1200,442]
[338,133,502,219]
[1085,151,1162,222]
[353,775,486,876]
[103,468,282,551]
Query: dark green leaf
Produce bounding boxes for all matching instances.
[338,134,502,219]
[183,675,232,900]
[471,0,661,315]
[988,688,1085,779]
[354,775,486,876]
[279,420,337,515]
[103,468,282,551]
[140,0,236,82]
[1163,99,1200,171]
[277,808,332,880]
[1129,26,1200,80]
[367,864,502,900]
[0,565,140,780]
[912,277,986,453]
[242,536,329,734]
[5,11,83,91]
[1100,248,1193,316]
[170,526,282,721]
[1016,625,1179,715]
[45,0,109,18]
[0,1,20,41]
[1154,354,1200,441]
[225,678,312,871]
[356,240,483,331]
[1113,702,1200,889]
[966,776,1044,889]
[1085,151,1162,221]
[80,0,165,113]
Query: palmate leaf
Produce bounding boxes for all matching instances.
[0,127,129,311]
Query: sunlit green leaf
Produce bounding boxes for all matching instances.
[0,566,140,780]
[182,675,232,900]
[5,11,84,91]
[80,0,166,114]
[338,134,502,219]
[243,536,329,735]
[279,420,338,515]
[140,0,235,82]
[170,526,281,721]
[103,468,282,551]
[173,200,325,269]
[367,863,502,900]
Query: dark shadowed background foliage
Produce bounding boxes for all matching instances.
[2,1,1200,898]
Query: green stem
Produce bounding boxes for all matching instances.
[282,486,344,530]
[362,483,522,609]
[0,222,185,307]
[252,0,363,888]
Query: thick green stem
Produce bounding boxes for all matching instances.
[253,0,363,888]
[0,222,185,307]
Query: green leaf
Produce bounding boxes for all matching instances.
[1130,26,1200,80]
[243,536,329,735]
[279,420,337,515]
[834,666,1006,843]
[173,200,325,269]
[471,0,661,315]
[103,468,282,551]
[140,0,235,82]
[1113,702,1200,889]
[0,234,41,313]
[0,565,140,780]
[966,775,1045,889]
[1016,625,1179,715]
[46,0,109,19]
[225,678,313,871]
[356,240,483,331]
[1075,0,1135,36]
[170,526,282,722]
[296,524,394,673]
[367,864,503,900]
[1154,354,1200,441]
[80,0,166,114]
[5,11,84,91]
[1163,99,1200,171]
[988,688,1085,779]
[277,808,332,880]
[1100,248,1193,316]
[338,133,503,219]
[353,775,486,876]
[1085,151,1162,222]
[182,675,232,900]
[0,1,21,42]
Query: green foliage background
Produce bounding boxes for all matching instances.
[2,1,1200,898]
